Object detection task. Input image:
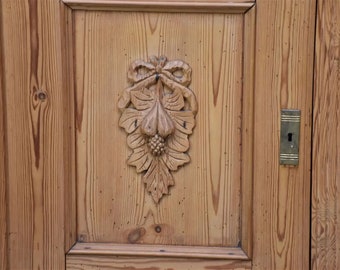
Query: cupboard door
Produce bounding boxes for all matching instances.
[0,0,315,269]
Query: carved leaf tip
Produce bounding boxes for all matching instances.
[143,159,175,203]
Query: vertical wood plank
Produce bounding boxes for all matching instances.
[0,0,7,266]
[311,0,340,269]
[1,0,75,268]
[253,0,316,269]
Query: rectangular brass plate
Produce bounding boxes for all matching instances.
[280,109,301,165]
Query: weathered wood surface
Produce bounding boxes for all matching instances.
[253,0,315,269]
[63,0,255,13]
[1,0,75,269]
[75,11,245,247]
[66,255,252,270]
[311,0,340,269]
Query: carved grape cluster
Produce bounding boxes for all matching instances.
[148,134,166,156]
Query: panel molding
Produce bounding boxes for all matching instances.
[62,0,255,13]
[68,242,250,260]
[67,255,252,270]
[241,5,255,258]
[74,9,246,247]
[61,3,77,252]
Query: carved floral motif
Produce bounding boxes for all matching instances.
[118,56,197,203]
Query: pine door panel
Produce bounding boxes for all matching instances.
[75,10,244,247]
[69,0,254,267]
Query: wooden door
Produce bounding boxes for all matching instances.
[0,0,316,269]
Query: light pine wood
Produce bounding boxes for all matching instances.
[0,4,7,266]
[1,0,323,269]
[63,0,254,13]
[253,0,316,269]
[241,6,255,258]
[0,100,6,267]
[75,10,245,248]
[1,0,75,269]
[67,255,252,270]
[69,242,248,260]
[62,4,78,252]
[118,56,197,203]
[311,0,340,269]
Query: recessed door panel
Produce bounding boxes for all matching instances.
[75,10,245,247]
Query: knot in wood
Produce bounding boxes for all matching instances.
[148,134,166,156]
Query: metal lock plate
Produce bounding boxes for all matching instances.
[280,109,301,165]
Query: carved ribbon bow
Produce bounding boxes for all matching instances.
[118,56,197,203]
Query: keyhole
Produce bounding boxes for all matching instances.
[288,132,293,142]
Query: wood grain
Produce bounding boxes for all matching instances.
[1,0,75,268]
[75,11,244,248]
[63,0,254,13]
[0,0,7,266]
[61,3,77,252]
[66,255,252,270]
[69,242,248,260]
[311,0,340,269]
[253,0,316,269]
[241,6,255,258]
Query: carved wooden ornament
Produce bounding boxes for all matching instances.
[118,56,198,203]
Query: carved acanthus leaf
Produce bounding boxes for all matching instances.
[130,88,155,110]
[167,130,190,152]
[119,108,144,133]
[162,89,185,111]
[143,158,175,203]
[118,56,197,203]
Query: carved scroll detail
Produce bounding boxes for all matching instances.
[118,56,197,203]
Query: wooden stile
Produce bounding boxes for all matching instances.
[311,0,340,269]
[0,1,7,265]
[253,0,315,269]
[0,0,75,268]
